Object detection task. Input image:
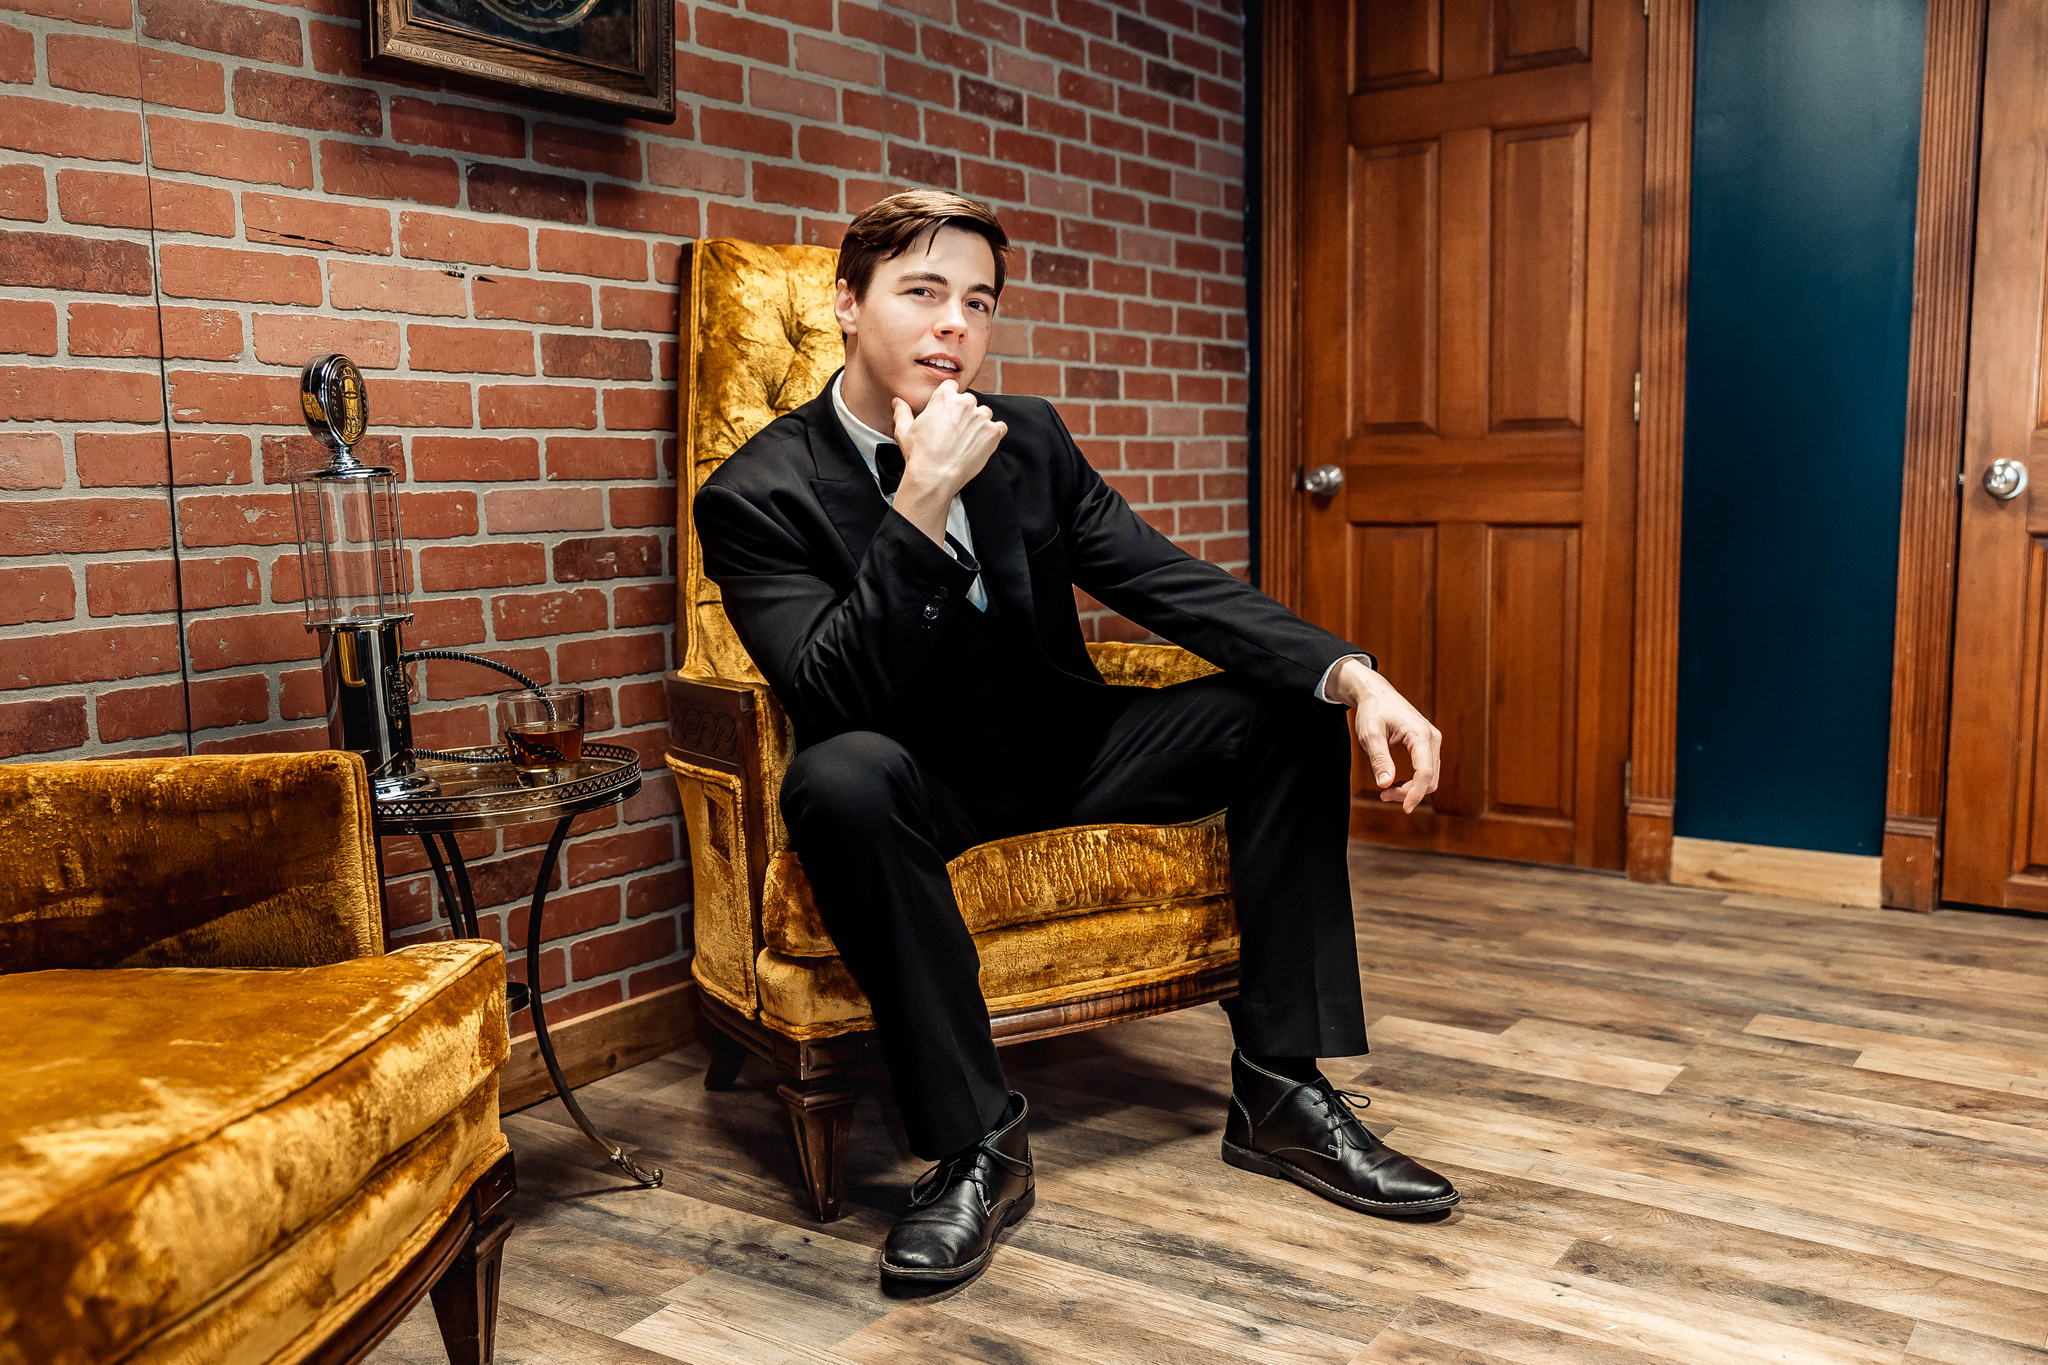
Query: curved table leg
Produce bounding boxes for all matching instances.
[420,835,469,938]
[523,816,663,1188]
[439,832,481,939]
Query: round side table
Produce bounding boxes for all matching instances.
[372,742,660,1187]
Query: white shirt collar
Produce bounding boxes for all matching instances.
[830,372,891,479]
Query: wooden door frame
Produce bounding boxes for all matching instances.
[1879,0,1987,911]
[1259,0,1988,901]
[1256,0,1306,615]
[1622,0,1696,883]
[1613,0,1695,879]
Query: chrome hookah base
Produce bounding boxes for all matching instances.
[314,616,434,798]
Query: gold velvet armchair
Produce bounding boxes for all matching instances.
[0,752,514,1365]
[662,240,1240,1221]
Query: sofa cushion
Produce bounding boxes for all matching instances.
[0,940,508,1365]
[761,811,1230,957]
[752,894,1239,1039]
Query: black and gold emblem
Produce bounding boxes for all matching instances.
[300,354,370,453]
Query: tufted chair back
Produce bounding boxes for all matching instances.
[677,241,845,686]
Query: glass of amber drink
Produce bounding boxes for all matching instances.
[498,688,585,774]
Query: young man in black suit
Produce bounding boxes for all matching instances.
[695,191,1456,1286]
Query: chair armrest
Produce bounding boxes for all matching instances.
[663,672,792,1019]
[0,752,383,973]
[1086,641,1221,689]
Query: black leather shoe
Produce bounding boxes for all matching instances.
[880,1092,1034,1285]
[1222,1051,1459,1216]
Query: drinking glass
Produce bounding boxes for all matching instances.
[498,688,585,773]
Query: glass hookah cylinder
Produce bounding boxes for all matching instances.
[292,354,406,625]
[291,354,429,795]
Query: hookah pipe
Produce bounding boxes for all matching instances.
[293,351,563,783]
[397,649,558,764]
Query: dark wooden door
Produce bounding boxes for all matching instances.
[1942,0,2048,912]
[1295,0,1645,867]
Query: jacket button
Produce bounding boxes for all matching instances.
[922,603,940,620]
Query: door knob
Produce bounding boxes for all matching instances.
[1984,458,2029,501]
[1300,463,1344,496]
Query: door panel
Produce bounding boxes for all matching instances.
[1359,0,1442,90]
[1347,524,1438,804]
[1353,142,1441,431]
[1491,123,1587,430]
[1495,0,1591,71]
[1942,0,2048,913]
[1488,524,1578,819]
[1298,0,1641,868]
[2017,540,2048,877]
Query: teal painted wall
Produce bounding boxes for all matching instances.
[1674,0,1926,857]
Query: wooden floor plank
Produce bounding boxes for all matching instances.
[832,1304,1102,1365]
[1904,1320,2048,1363]
[1746,1015,2048,1074]
[1368,1300,1676,1365]
[1391,1127,2048,1296]
[1369,1016,1687,1094]
[364,845,2048,1365]
[1419,1270,1906,1365]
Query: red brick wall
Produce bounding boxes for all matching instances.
[0,0,1249,1026]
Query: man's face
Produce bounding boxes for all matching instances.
[835,225,998,414]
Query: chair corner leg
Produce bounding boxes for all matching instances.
[776,1077,858,1223]
[429,1209,514,1365]
[704,1026,748,1090]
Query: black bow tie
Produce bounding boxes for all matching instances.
[874,442,905,497]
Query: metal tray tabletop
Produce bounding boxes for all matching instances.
[370,741,643,833]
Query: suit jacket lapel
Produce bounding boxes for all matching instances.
[804,374,1033,623]
[802,374,889,575]
[960,442,1031,621]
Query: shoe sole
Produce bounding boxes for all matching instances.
[1221,1140,1461,1216]
[879,1188,1036,1285]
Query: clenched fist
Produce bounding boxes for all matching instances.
[890,380,1007,546]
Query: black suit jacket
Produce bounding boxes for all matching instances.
[693,376,1374,748]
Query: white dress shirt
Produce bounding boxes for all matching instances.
[831,374,987,612]
[829,374,1359,699]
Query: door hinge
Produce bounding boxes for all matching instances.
[1632,371,1642,423]
[1624,757,1633,808]
[1643,0,1650,16]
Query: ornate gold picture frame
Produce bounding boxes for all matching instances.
[368,0,674,121]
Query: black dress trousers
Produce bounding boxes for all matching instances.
[778,665,1371,1160]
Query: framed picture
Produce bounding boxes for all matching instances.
[368,0,674,121]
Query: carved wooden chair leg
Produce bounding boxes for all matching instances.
[703,1026,748,1091]
[428,1208,513,1365]
[777,1076,860,1222]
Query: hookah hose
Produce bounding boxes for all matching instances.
[397,648,554,762]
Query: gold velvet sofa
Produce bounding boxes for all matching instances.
[662,239,1240,1221]
[0,752,514,1365]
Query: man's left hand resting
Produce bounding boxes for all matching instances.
[1325,658,1441,814]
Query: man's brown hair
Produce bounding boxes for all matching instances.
[836,190,1010,303]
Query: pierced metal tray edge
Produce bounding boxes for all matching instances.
[373,741,642,821]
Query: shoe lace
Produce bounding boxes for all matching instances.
[1309,1084,1375,1153]
[909,1135,1032,1209]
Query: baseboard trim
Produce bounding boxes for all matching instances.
[1669,837,1883,908]
[503,979,701,1113]
[1626,808,1674,883]
[1881,815,1941,912]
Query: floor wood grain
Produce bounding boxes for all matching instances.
[367,847,2048,1365]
